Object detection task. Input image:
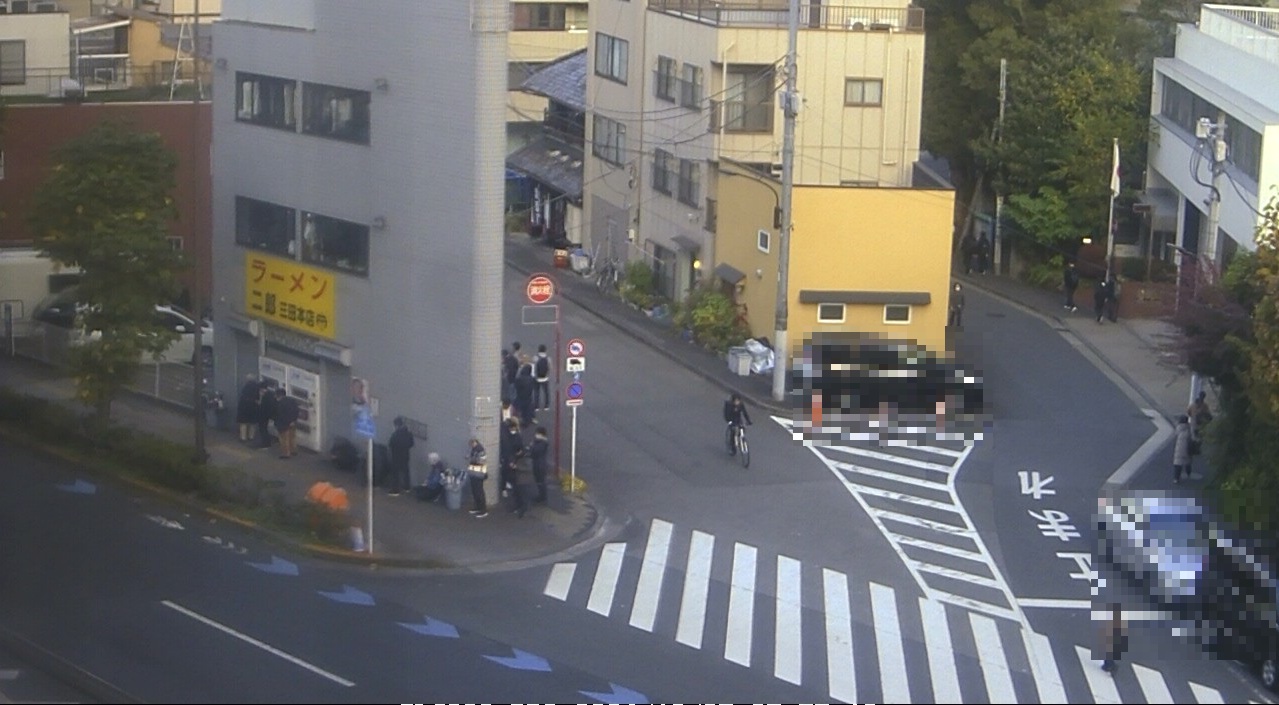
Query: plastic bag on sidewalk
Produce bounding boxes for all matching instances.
[744,338,775,375]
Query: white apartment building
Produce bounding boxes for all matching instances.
[1146,3,1279,267]
[583,0,925,300]
[0,6,70,97]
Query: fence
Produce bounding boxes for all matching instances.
[4,321,201,411]
[2,64,213,103]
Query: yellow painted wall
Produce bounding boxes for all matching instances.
[714,161,954,359]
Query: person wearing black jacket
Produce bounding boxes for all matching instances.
[529,426,550,503]
[514,364,536,426]
[467,438,489,517]
[387,416,415,496]
[256,382,277,449]
[499,418,528,518]
[236,374,260,443]
[534,345,552,411]
[1063,262,1080,311]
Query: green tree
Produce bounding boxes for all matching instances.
[28,121,186,422]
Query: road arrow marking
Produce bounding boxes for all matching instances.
[317,585,375,606]
[483,648,551,672]
[247,556,299,576]
[397,616,459,639]
[1018,470,1057,499]
[579,682,649,703]
[56,479,96,495]
[146,514,184,530]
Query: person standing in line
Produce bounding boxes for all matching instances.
[960,231,977,275]
[1100,603,1128,675]
[1094,277,1113,324]
[274,388,300,459]
[236,374,260,443]
[504,343,521,401]
[514,363,536,426]
[1063,261,1080,312]
[534,344,552,411]
[976,233,992,274]
[1106,275,1121,322]
[499,418,528,517]
[387,416,415,497]
[529,426,550,503]
[256,381,277,449]
[467,438,488,518]
[1173,414,1193,484]
[1188,390,1213,443]
[948,283,965,329]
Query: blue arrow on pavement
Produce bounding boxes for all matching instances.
[397,616,459,639]
[483,648,551,672]
[56,479,96,495]
[579,682,650,703]
[317,585,375,606]
[246,556,299,576]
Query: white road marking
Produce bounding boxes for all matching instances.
[832,460,951,489]
[969,613,1017,704]
[1189,682,1225,704]
[161,600,354,687]
[628,519,673,632]
[1019,597,1091,609]
[1133,663,1175,704]
[846,483,967,513]
[675,530,714,649]
[894,533,985,560]
[910,559,1002,590]
[918,598,962,704]
[870,582,910,704]
[823,569,857,703]
[1075,645,1122,704]
[542,563,576,601]
[773,554,803,685]
[873,508,978,538]
[724,543,757,667]
[586,542,626,617]
[1022,629,1068,703]
[826,445,958,473]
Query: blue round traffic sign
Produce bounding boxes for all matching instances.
[567,382,583,399]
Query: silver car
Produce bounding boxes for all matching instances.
[1096,492,1210,606]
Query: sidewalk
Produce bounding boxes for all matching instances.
[505,234,791,415]
[0,355,613,571]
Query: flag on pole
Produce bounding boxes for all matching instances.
[1110,138,1121,199]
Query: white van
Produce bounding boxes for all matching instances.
[0,249,82,338]
[30,289,212,365]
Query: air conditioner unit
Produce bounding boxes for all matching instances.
[35,1,57,12]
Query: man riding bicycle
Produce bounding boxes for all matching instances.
[723,392,753,455]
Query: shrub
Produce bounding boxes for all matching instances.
[620,260,658,309]
[674,288,749,353]
[1020,254,1064,290]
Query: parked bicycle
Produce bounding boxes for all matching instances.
[594,258,621,293]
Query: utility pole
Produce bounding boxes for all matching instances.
[190,0,207,463]
[992,58,1007,275]
[1189,112,1227,405]
[770,0,799,403]
[472,0,507,503]
[1105,138,1120,283]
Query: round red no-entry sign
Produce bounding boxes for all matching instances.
[526,274,555,305]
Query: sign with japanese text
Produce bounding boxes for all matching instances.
[245,253,336,340]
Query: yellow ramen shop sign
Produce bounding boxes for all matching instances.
[245,253,337,339]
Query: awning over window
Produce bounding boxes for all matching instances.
[672,234,701,252]
[714,262,746,285]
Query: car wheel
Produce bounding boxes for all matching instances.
[1262,653,1277,691]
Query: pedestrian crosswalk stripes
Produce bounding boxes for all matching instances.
[544,516,1244,704]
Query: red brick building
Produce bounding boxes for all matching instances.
[0,101,213,302]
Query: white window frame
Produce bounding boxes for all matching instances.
[884,304,911,324]
[844,78,883,107]
[756,229,771,253]
[817,303,846,323]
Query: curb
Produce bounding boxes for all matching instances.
[0,409,611,574]
[505,251,792,416]
[958,274,1175,427]
[0,623,143,705]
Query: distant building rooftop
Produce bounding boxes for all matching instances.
[520,48,587,113]
[1200,4,1279,66]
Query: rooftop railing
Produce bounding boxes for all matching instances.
[1201,4,1279,66]
[648,0,924,32]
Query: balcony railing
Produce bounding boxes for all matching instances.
[648,0,924,32]
[1201,4,1279,66]
[710,98,774,133]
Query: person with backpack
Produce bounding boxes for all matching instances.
[534,344,552,411]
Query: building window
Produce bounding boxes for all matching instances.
[594,32,628,84]
[236,72,297,130]
[884,304,911,324]
[655,55,677,102]
[653,148,673,194]
[302,211,370,276]
[592,114,626,165]
[677,158,700,206]
[0,40,24,86]
[720,66,774,132]
[680,63,703,109]
[236,196,297,257]
[508,61,547,90]
[302,82,371,144]
[844,78,883,107]
[168,236,184,251]
[757,229,771,253]
[1161,76,1262,182]
[512,3,567,30]
[817,303,845,323]
[704,197,717,233]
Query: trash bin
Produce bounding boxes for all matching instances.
[727,346,751,376]
[553,248,570,268]
[443,468,465,510]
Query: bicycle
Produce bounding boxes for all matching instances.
[594,258,621,293]
[726,420,750,468]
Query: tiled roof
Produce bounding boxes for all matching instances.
[506,137,584,199]
[520,48,587,112]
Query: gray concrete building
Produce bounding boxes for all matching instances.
[210,0,507,479]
